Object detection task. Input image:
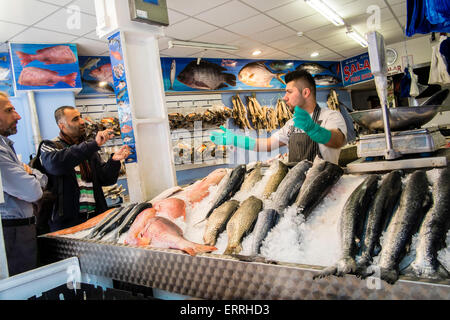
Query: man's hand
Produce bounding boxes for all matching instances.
[95,129,115,147]
[23,163,33,174]
[210,126,256,150]
[112,145,131,161]
[293,106,331,145]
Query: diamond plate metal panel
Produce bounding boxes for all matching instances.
[38,236,450,300]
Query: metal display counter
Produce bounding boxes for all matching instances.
[38,235,450,300]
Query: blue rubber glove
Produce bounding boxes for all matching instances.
[293,106,331,145]
[210,126,256,150]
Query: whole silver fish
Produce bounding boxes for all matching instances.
[240,161,263,192]
[203,200,240,246]
[248,208,279,256]
[314,75,340,86]
[403,168,450,280]
[295,157,343,219]
[262,160,289,199]
[296,62,331,75]
[224,196,263,255]
[204,165,246,220]
[238,61,285,87]
[269,160,312,212]
[378,170,431,284]
[314,174,380,279]
[358,170,403,269]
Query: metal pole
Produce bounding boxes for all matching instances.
[26,91,42,154]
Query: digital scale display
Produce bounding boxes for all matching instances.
[129,0,169,26]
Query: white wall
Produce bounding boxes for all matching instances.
[388,36,432,71]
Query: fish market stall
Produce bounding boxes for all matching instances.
[38,160,450,300]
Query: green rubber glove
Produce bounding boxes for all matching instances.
[293,106,331,145]
[210,126,256,150]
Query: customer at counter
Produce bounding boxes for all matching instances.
[0,92,48,276]
[210,70,348,164]
[40,106,130,232]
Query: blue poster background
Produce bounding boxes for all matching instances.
[9,43,81,91]
[340,52,373,86]
[78,56,114,96]
[0,52,14,97]
[161,57,342,92]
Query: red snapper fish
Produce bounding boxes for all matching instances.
[121,124,133,134]
[18,67,77,87]
[185,168,228,203]
[136,216,217,256]
[125,208,157,246]
[16,45,77,66]
[153,197,186,221]
[110,50,122,61]
[89,63,114,84]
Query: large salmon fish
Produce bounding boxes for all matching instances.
[185,168,228,203]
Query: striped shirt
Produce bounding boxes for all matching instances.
[74,165,96,214]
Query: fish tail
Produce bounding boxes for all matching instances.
[224,73,236,87]
[63,72,77,87]
[184,243,217,256]
[380,267,399,284]
[16,51,34,66]
[276,73,286,85]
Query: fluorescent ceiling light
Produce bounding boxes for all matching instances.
[252,49,262,56]
[346,28,368,47]
[310,52,319,57]
[167,40,238,51]
[305,0,345,26]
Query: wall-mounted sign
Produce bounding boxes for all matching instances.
[0,52,14,97]
[9,43,81,91]
[108,31,137,164]
[161,57,342,92]
[77,56,114,96]
[340,52,374,86]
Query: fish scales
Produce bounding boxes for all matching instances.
[262,161,289,199]
[249,208,279,256]
[224,196,263,255]
[295,158,343,219]
[177,60,236,90]
[270,160,312,212]
[203,200,240,246]
[314,174,380,279]
[404,167,450,280]
[358,170,403,268]
[85,206,123,239]
[378,170,431,284]
[94,202,137,240]
[204,164,246,220]
[240,161,263,192]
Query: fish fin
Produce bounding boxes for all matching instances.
[380,267,399,284]
[276,73,286,85]
[63,72,77,87]
[313,265,337,280]
[217,83,228,89]
[16,51,33,66]
[224,73,236,87]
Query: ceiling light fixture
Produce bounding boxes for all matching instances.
[252,49,262,56]
[304,0,344,26]
[346,27,368,47]
[310,52,319,57]
[167,40,239,51]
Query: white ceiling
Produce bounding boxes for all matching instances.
[0,0,424,61]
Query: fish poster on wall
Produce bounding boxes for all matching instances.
[78,56,115,96]
[108,31,137,164]
[9,43,82,91]
[340,52,373,87]
[0,52,14,97]
[160,57,342,92]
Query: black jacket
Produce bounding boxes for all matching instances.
[40,138,121,231]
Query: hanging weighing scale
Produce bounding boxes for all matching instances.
[346,31,449,173]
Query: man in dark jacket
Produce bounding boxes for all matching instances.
[40,106,130,232]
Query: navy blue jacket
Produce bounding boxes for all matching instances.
[40,138,121,231]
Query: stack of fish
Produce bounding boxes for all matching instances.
[84,116,121,140]
[47,160,450,285]
[168,106,232,130]
[314,167,450,284]
[173,140,227,165]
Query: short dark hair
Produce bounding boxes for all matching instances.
[54,106,76,124]
[285,70,316,98]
